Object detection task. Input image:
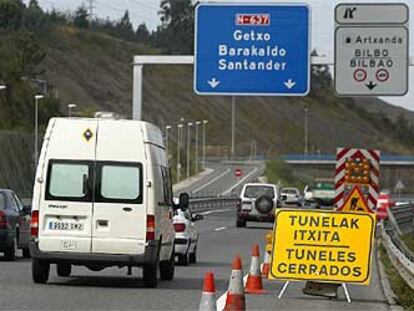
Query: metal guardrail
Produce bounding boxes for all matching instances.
[381,225,414,290]
[188,197,238,213]
[388,203,414,235]
[206,154,414,162]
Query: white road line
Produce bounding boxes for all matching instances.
[216,274,249,311]
[192,168,231,193]
[200,208,232,216]
[214,227,227,231]
[221,167,260,196]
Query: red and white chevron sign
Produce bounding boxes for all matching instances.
[334,148,380,210]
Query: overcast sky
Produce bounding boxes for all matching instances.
[34,0,414,112]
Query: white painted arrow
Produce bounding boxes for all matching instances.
[284,79,296,89]
[207,77,220,88]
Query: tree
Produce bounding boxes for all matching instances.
[136,23,150,43]
[116,10,134,40]
[156,0,194,54]
[309,50,332,98]
[0,0,24,30]
[13,31,46,79]
[73,6,89,29]
[24,0,45,30]
[394,113,414,146]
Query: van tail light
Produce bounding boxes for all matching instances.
[0,211,7,229]
[173,223,186,233]
[146,215,155,241]
[31,210,39,238]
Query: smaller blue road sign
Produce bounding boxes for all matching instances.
[194,3,311,96]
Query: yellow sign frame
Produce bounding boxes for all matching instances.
[269,209,375,285]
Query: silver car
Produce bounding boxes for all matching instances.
[236,183,279,227]
[280,188,302,206]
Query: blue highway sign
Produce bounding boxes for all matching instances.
[194,3,311,96]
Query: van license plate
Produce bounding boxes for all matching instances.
[49,222,84,231]
[61,240,76,250]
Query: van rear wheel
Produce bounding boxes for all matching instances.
[143,257,159,288]
[57,264,72,277]
[160,249,175,281]
[32,259,50,284]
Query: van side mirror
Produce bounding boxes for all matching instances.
[179,193,189,210]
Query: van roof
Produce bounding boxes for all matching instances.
[43,118,165,162]
[50,118,164,148]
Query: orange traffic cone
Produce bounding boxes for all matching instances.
[199,272,217,311]
[261,250,270,278]
[224,256,246,311]
[245,244,266,294]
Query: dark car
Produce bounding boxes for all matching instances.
[0,189,31,260]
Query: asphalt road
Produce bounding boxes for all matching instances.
[1,209,389,311]
[1,163,392,310]
[177,162,265,197]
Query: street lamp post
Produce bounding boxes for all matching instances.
[202,120,208,170]
[195,121,201,173]
[34,94,44,165]
[165,125,172,152]
[186,122,193,179]
[231,96,236,159]
[304,108,309,157]
[67,104,77,117]
[177,123,183,183]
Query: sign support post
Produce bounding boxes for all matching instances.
[277,281,351,303]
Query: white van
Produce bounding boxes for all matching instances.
[30,118,183,288]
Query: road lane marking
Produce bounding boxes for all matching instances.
[192,168,231,193]
[214,227,227,231]
[200,208,232,215]
[222,166,262,196]
[216,274,248,310]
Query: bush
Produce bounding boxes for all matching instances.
[265,158,309,189]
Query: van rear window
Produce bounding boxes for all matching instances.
[99,164,141,202]
[244,186,274,199]
[46,160,92,202]
[45,160,142,204]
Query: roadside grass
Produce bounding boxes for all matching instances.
[264,158,311,189]
[379,243,414,310]
[401,234,414,253]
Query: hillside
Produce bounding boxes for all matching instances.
[38,26,414,156]
[2,25,414,197]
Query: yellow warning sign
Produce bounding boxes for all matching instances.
[269,209,376,284]
[340,186,373,213]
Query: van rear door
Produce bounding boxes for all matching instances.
[92,121,147,255]
[39,119,97,253]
